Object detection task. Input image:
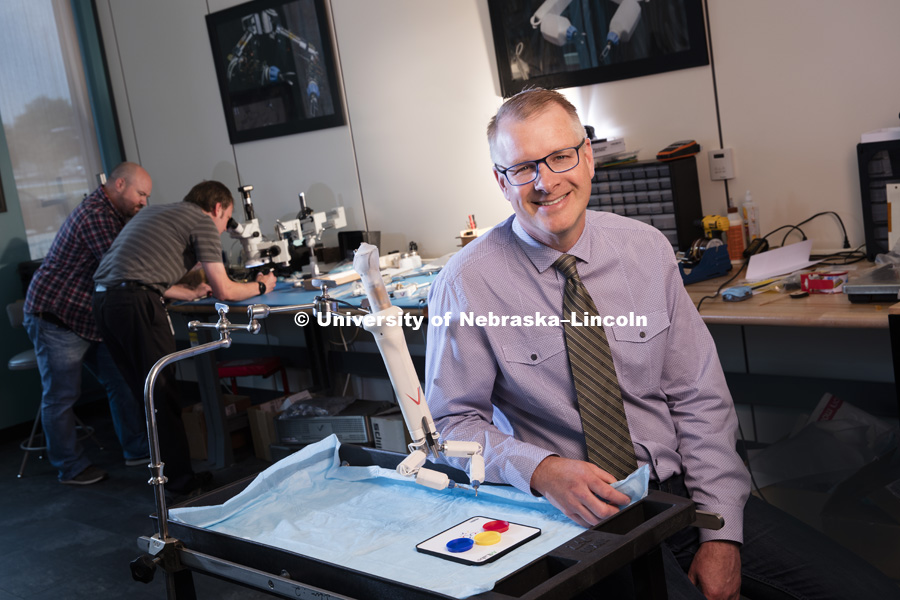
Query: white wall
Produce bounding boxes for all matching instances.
[571,1,900,252]
[709,1,900,251]
[330,0,508,257]
[96,0,900,258]
[95,0,366,255]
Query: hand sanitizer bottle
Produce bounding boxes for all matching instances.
[742,190,760,241]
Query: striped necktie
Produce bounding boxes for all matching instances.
[554,253,637,479]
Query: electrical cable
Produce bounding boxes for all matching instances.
[337,325,353,396]
[321,300,364,347]
[763,211,851,250]
[695,261,747,311]
[325,323,360,347]
[815,243,867,266]
[779,226,807,248]
[793,211,851,249]
[755,223,807,248]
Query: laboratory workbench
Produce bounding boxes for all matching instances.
[682,263,898,418]
[684,267,892,329]
[167,274,436,468]
[168,263,898,470]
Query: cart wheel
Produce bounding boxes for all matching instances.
[130,555,158,583]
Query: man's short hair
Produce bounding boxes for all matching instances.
[487,88,585,161]
[183,180,234,212]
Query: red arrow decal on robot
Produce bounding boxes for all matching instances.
[406,387,422,405]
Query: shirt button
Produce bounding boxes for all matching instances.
[639,331,646,338]
[531,353,538,361]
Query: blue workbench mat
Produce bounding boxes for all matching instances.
[169,436,584,598]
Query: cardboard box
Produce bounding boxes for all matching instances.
[182,394,250,460]
[248,398,284,462]
[371,408,412,453]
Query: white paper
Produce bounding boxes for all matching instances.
[745,239,821,281]
[861,127,900,143]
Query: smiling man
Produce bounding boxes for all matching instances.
[425,89,898,600]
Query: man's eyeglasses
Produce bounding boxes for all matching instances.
[495,138,586,186]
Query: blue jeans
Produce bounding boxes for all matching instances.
[24,313,148,480]
[652,474,900,600]
[589,473,899,599]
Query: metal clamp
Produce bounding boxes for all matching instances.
[142,301,263,541]
[692,510,725,530]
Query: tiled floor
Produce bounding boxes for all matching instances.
[0,404,272,599]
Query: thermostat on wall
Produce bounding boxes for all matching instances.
[708,148,735,180]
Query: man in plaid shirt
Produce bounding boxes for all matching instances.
[24,162,152,485]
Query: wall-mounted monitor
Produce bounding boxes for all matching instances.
[488,0,709,98]
[206,0,344,144]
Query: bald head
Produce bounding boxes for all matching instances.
[105,162,151,217]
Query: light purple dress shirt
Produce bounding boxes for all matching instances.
[425,210,750,543]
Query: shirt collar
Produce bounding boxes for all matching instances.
[97,184,127,224]
[511,214,593,274]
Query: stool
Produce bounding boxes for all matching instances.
[217,356,290,396]
[7,300,101,478]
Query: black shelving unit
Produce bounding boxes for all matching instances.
[857,139,900,261]
[588,155,703,253]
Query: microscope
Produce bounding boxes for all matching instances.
[274,192,347,277]
[227,185,291,271]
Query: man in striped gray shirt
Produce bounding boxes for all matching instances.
[92,180,276,499]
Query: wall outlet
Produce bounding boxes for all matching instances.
[708,148,735,180]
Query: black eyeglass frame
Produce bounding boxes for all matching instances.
[494,138,587,186]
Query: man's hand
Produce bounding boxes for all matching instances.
[194,282,212,299]
[530,456,631,528]
[256,271,277,294]
[688,540,741,600]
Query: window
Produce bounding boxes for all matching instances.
[0,0,106,258]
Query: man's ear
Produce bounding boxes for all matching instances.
[492,168,512,202]
[583,137,595,180]
[214,202,224,218]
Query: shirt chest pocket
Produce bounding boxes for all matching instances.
[502,334,567,366]
[608,309,670,393]
[500,334,569,405]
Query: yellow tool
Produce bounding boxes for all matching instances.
[701,215,730,238]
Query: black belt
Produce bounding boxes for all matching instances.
[650,471,687,497]
[36,312,71,330]
[95,281,161,295]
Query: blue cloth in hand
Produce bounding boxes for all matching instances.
[612,463,650,504]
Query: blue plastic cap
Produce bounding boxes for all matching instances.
[446,537,475,553]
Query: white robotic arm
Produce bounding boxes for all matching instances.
[530,0,576,46]
[601,0,645,59]
[352,243,484,493]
